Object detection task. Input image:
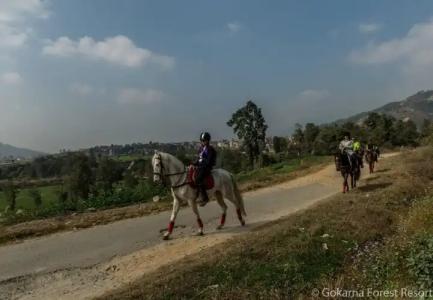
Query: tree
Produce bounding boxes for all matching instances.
[96,157,122,194]
[391,119,419,146]
[227,100,268,167]
[421,119,432,138]
[304,123,320,154]
[68,154,93,201]
[272,136,288,153]
[28,189,42,207]
[313,125,340,155]
[3,182,17,211]
[124,170,139,189]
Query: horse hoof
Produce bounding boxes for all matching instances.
[216,225,224,230]
[241,220,246,226]
[196,231,204,236]
[162,234,170,240]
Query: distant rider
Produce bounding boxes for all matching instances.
[373,145,380,161]
[339,134,355,168]
[353,138,364,168]
[194,132,217,207]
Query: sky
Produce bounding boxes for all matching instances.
[2,0,433,153]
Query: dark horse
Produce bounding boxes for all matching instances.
[364,149,378,174]
[335,151,360,193]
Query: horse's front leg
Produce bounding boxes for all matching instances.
[342,172,348,193]
[189,199,204,236]
[163,192,180,240]
[215,191,228,230]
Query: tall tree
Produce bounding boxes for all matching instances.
[28,188,42,207]
[3,181,17,211]
[304,123,320,153]
[272,136,288,153]
[68,154,94,201]
[96,157,122,194]
[227,100,268,167]
[421,119,432,138]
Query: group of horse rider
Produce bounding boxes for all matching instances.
[192,131,380,206]
[338,133,380,170]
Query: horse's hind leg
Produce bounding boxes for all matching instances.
[190,199,204,236]
[224,186,246,226]
[215,191,227,230]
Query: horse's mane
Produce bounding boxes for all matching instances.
[159,152,185,171]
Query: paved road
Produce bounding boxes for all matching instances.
[0,162,352,282]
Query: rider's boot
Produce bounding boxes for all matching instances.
[198,186,209,207]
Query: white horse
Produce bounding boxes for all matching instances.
[152,151,246,240]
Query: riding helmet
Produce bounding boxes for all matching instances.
[200,132,211,142]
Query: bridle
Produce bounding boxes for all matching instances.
[153,154,190,189]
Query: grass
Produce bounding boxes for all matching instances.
[0,185,61,211]
[100,148,433,299]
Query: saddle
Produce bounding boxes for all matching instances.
[187,166,215,190]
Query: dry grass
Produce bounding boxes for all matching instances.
[99,148,433,299]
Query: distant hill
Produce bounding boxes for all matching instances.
[0,143,44,160]
[336,90,433,127]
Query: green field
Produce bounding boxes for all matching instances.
[0,185,61,211]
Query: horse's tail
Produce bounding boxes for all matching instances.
[231,174,246,216]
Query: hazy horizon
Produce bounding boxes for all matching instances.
[2,0,433,152]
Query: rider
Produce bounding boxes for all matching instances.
[373,145,380,161]
[339,133,356,168]
[194,132,217,207]
[352,138,364,168]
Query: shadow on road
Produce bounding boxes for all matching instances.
[358,182,392,192]
[373,168,391,173]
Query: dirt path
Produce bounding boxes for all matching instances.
[0,155,397,300]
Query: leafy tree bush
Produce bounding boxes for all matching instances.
[227,100,268,168]
[28,188,42,207]
[67,154,94,201]
[272,136,288,153]
[407,235,433,289]
[96,157,123,194]
[3,182,18,211]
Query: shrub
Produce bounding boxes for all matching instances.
[406,234,433,289]
[3,182,18,211]
[28,188,42,207]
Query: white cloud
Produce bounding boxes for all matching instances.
[1,72,22,85]
[350,19,433,68]
[298,89,330,101]
[0,0,49,23]
[359,23,381,34]
[0,24,28,48]
[70,83,94,96]
[0,0,49,49]
[117,88,164,104]
[43,35,175,69]
[227,21,242,34]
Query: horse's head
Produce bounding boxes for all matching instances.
[152,151,163,184]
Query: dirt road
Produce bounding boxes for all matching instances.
[0,155,395,299]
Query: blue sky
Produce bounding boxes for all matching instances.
[1,0,433,152]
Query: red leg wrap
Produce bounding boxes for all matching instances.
[220,213,226,225]
[197,218,203,228]
[168,221,175,233]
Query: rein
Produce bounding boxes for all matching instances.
[154,156,191,189]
